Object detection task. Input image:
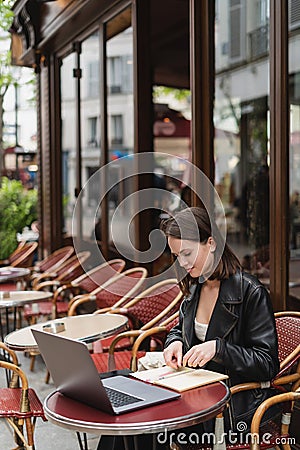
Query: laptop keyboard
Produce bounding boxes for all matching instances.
[105,387,143,408]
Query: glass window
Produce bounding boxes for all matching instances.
[289,16,300,303]
[61,52,76,236]
[88,117,98,146]
[214,0,270,277]
[107,56,122,93]
[81,31,101,236]
[60,30,101,239]
[110,114,123,145]
[105,11,133,251]
[152,87,191,213]
[88,61,99,98]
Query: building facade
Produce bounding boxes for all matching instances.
[9,0,300,314]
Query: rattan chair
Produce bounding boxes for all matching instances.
[0,241,26,266]
[31,250,89,289]
[27,259,126,322]
[0,342,46,449]
[30,245,74,281]
[0,242,38,291]
[91,279,183,372]
[92,311,179,373]
[24,251,91,324]
[67,267,148,316]
[93,278,183,351]
[0,242,38,271]
[172,311,300,450]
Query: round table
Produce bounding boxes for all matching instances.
[0,290,52,308]
[0,290,53,339]
[5,313,128,352]
[0,266,30,284]
[44,381,230,449]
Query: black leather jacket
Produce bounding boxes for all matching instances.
[164,270,280,431]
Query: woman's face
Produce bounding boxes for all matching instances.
[168,236,215,279]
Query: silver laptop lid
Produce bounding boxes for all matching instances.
[32,329,114,413]
[31,328,180,415]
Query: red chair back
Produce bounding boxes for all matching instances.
[125,280,182,329]
[7,241,26,264]
[10,242,38,268]
[94,267,147,309]
[37,246,74,273]
[274,311,300,378]
[55,251,90,283]
[73,259,125,293]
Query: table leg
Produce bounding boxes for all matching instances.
[5,307,9,335]
[76,432,88,450]
[0,311,4,342]
[13,306,17,331]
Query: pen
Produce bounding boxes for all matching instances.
[158,368,193,380]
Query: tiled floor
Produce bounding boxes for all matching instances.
[0,351,100,450]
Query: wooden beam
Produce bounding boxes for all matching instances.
[190,0,215,206]
[269,0,289,311]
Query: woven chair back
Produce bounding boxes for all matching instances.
[37,246,74,273]
[94,267,147,309]
[74,259,125,293]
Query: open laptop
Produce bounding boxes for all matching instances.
[32,329,180,415]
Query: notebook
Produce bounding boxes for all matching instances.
[32,329,180,415]
[131,365,228,392]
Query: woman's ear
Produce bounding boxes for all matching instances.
[208,237,216,252]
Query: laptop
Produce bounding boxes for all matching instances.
[32,329,180,415]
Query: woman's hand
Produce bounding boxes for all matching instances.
[163,341,183,369]
[182,340,216,368]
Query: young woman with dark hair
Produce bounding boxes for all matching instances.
[161,207,279,442]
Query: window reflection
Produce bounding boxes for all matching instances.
[289,0,300,303]
[81,31,101,238]
[106,21,134,250]
[60,32,101,239]
[153,87,191,214]
[61,52,76,237]
[214,0,270,278]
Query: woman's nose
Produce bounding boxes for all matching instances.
[178,255,188,268]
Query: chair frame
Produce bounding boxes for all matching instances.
[30,245,74,277]
[172,311,300,450]
[67,267,148,316]
[0,342,46,449]
[32,251,91,290]
[0,241,26,266]
[250,388,300,450]
[108,311,180,371]
[39,258,126,320]
[52,258,125,304]
[10,242,38,268]
[92,279,182,371]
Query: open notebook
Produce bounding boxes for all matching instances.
[131,366,228,392]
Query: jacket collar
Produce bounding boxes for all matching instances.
[184,271,243,342]
[186,270,243,304]
[207,271,243,340]
[217,270,243,305]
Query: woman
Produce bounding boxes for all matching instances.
[161,207,279,441]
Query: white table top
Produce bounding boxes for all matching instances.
[5,313,128,351]
[0,266,30,283]
[0,290,52,308]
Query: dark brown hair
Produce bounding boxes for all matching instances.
[161,207,241,295]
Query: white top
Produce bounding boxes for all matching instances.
[194,318,208,342]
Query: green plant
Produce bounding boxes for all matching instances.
[0,177,37,259]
